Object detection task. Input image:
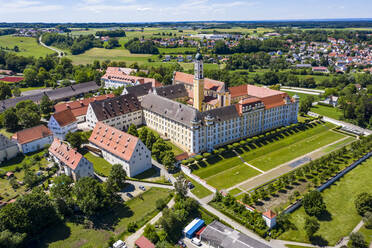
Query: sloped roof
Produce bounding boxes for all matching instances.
[12,125,52,145]
[201,105,240,122]
[0,94,45,113]
[89,122,139,162]
[123,82,153,98]
[89,94,141,121]
[52,109,77,127]
[102,68,160,87]
[141,93,202,128]
[49,138,84,170]
[135,236,155,248]
[154,84,188,99]
[46,81,99,101]
[0,134,17,150]
[54,94,115,118]
[174,72,225,92]
[262,210,276,219]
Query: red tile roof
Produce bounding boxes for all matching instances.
[52,109,77,127]
[89,122,139,162]
[49,138,83,170]
[135,236,155,248]
[229,85,290,110]
[174,72,225,92]
[263,210,276,219]
[12,125,52,145]
[102,67,161,88]
[54,94,115,118]
[0,76,24,83]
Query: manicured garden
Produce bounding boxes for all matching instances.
[279,157,372,246]
[39,188,171,248]
[187,121,346,190]
[311,104,343,120]
[240,122,345,171]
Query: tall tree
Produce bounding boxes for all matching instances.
[304,216,319,237]
[65,132,83,149]
[74,177,106,216]
[355,193,372,216]
[2,108,18,131]
[106,164,126,192]
[303,190,327,217]
[0,83,12,100]
[39,95,53,115]
[127,124,138,137]
[349,232,368,248]
[174,175,188,198]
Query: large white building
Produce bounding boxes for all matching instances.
[101,67,160,88]
[49,138,94,181]
[89,122,152,177]
[12,125,53,154]
[0,134,19,164]
[48,109,78,140]
[85,94,143,131]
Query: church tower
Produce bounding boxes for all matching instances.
[193,53,204,111]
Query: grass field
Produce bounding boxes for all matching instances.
[322,136,355,153]
[166,141,185,156]
[158,47,197,54]
[241,123,345,171]
[282,90,321,103]
[182,174,212,199]
[81,149,112,177]
[311,104,343,120]
[228,188,242,196]
[280,157,372,246]
[40,188,171,248]
[0,35,54,57]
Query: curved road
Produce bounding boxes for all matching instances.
[39,35,64,57]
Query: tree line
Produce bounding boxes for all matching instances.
[96,30,126,37]
[124,38,159,54]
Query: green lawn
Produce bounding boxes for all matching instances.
[241,123,345,171]
[193,155,242,179]
[40,188,171,248]
[166,141,185,156]
[282,90,321,103]
[322,136,355,153]
[228,188,242,196]
[205,164,260,189]
[280,157,372,246]
[81,149,112,177]
[184,175,212,199]
[311,104,343,120]
[158,47,197,54]
[0,35,54,57]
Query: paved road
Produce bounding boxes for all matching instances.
[39,35,64,57]
[126,198,175,248]
[309,112,372,136]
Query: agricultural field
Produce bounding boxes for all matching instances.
[0,35,54,57]
[38,188,171,248]
[279,157,372,246]
[190,122,347,190]
[311,104,344,120]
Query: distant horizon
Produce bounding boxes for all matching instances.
[1,18,372,25]
[0,0,371,23]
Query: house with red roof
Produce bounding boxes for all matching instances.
[135,236,155,248]
[262,210,277,229]
[12,125,53,153]
[48,109,78,140]
[49,138,93,181]
[54,94,115,123]
[89,122,151,177]
[101,67,161,88]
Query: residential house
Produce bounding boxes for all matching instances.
[48,109,78,140]
[12,125,53,153]
[0,134,19,164]
[49,138,93,181]
[89,122,152,177]
[54,94,115,123]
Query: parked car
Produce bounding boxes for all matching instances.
[139,185,146,191]
[191,238,201,246]
[188,182,194,189]
[113,240,127,248]
[178,240,186,248]
[126,192,133,198]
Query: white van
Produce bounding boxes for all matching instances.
[191,238,201,246]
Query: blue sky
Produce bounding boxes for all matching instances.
[0,0,371,22]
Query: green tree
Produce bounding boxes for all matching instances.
[299,96,314,115]
[3,108,18,131]
[161,151,176,171]
[138,127,148,142]
[303,190,327,217]
[16,108,40,128]
[355,193,372,216]
[0,230,26,248]
[0,83,12,100]
[23,68,38,86]
[65,132,83,149]
[127,124,138,137]
[74,177,106,216]
[143,224,159,243]
[304,216,319,237]
[145,131,157,150]
[152,139,170,161]
[23,169,39,188]
[50,175,73,200]
[174,175,188,198]
[12,87,21,97]
[349,232,368,248]
[39,95,53,115]
[106,164,126,192]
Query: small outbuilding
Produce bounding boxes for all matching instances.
[135,236,155,248]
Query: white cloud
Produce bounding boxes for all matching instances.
[0,0,63,13]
